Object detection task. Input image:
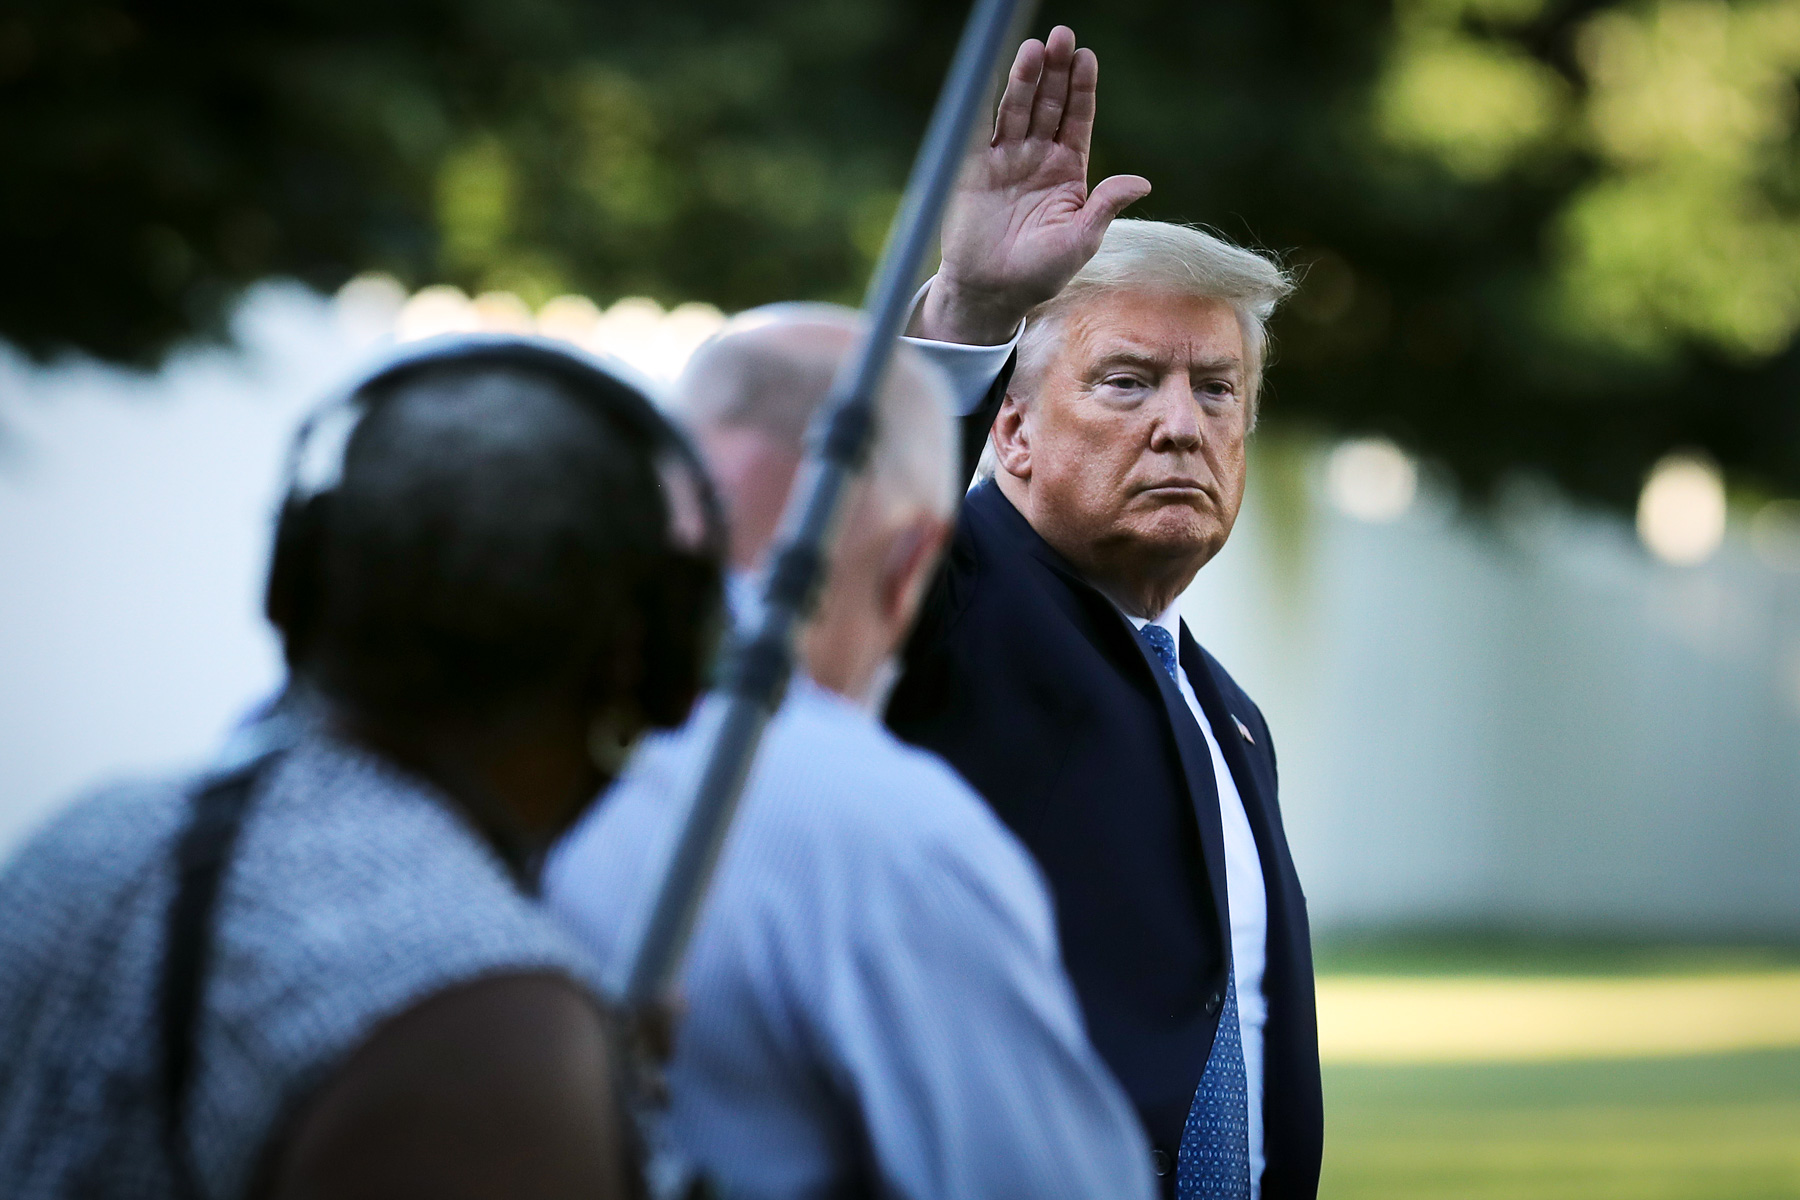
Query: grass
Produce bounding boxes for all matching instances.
[1322,1051,1800,1200]
[1314,934,1800,1199]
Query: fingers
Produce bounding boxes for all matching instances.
[1025,25,1078,143]
[1081,174,1153,240]
[993,38,1045,145]
[1058,47,1098,157]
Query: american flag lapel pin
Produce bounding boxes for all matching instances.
[1232,715,1255,745]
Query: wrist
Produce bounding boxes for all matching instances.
[910,274,1029,347]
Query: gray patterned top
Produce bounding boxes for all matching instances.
[0,730,603,1199]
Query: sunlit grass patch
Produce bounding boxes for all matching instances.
[1318,973,1800,1062]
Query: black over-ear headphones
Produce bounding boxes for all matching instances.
[264,333,727,731]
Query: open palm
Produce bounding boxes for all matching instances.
[922,26,1152,345]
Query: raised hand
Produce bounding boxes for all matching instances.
[913,26,1152,346]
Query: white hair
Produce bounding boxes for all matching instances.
[1012,218,1294,425]
[676,303,959,520]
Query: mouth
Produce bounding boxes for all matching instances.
[1133,477,1212,501]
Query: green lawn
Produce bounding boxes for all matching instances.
[1314,932,1800,1200]
[1322,1050,1800,1199]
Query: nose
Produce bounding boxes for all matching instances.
[1147,374,1201,453]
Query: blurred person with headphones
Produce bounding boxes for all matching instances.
[0,337,725,1200]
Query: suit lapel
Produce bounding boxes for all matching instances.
[971,485,1235,952]
[1179,626,1302,954]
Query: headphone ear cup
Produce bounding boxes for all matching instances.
[264,495,330,672]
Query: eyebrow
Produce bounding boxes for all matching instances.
[1089,349,1243,376]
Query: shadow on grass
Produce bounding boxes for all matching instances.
[1314,929,1800,978]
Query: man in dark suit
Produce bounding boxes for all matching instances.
[889,26,1323,1200]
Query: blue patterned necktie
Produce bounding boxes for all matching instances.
[1139,621,1183,681]
[1138,621,1252,1200]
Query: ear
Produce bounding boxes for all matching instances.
[879,514,952,629]
[991,392,1032,480]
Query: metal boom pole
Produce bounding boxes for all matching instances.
[620,0,1036,1010]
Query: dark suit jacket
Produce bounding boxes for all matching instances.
[886,372,1323,1199]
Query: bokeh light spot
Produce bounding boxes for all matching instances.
[1750,498,1800,572]
[395,284,480,342]
[1636,453,1726,565]
[471,291,534,333]
[1327,437,1419,523]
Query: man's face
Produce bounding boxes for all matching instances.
[1002,289,1250,596]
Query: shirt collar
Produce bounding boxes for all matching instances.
[719,579,885,725]
[1117,599,1182,643]
[726,568,762,631]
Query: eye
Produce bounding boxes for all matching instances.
[1101,374,1147,390]
[1198,378,1238,402]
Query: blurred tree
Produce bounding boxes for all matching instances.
[1049,0,1800,507]
[5,0,1800,507]
[0,0,953,363]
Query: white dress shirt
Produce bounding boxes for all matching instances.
[1124,606,1269,1200]
[901,278,1023,418]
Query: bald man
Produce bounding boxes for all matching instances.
[544,308,1153,1200]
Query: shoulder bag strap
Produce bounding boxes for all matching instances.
[159,756,274,1199]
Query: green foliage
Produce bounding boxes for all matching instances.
[0,0,941,360]
[7,0,1800,506]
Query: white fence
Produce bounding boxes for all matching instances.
[3,285,1796,939]
[1183,442,1800,939]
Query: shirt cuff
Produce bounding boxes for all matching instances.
[901,277,1023,417]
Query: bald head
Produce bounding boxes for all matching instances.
[672,305,959,702]
[675,306,958,568]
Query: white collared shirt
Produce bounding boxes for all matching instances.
[900,279,1024,418]
[1124,605,1269,1199]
